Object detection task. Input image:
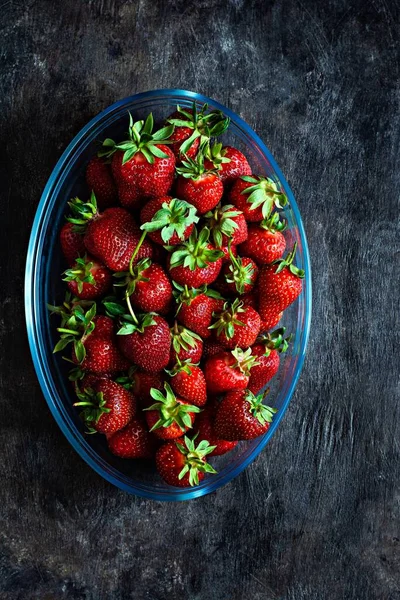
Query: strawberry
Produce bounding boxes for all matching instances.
[209,298,261,349]
[117,312,171,373]
[241,292,257,309]
[69,369,111,392]
[259,310,283,332]
[169,322,203,366]
[100,113,175,206]
[156,435,217,487]
[74,379,135,435]
[204,348,258,394]
[67,194,154,272]
[86,156,117,210]
[248,328,291,394]
[49,299,128,374]
[219,243,237,263]
[204,143,252,186]
[168,227,223,288]
[60,222,86,266]
[193,402,237,456]
[140,197,198,246]
[176,154,224,214]
[116,368,165,406]
[229,175,288,222]
[222,254,259,295]
[108,417,157,459]
[114,258,172,315]
[202,339,225,360]
[167,360,207,407]
[214,389,277,441]
[144,383,200,439]
[204,203,248,248]
[258,243,304,315]
[167,102,230,161]
[62,255,112,300]
[173,283,224,339]
[239,213,286,265]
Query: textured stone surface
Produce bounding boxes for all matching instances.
[0,0,399,598]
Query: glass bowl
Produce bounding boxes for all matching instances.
[25,89,312,501]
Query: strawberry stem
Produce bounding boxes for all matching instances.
[129,231,147,276]
[57,328,80,335]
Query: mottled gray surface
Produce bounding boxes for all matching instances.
[1,0,399,598]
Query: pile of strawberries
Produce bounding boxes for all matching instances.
[49,103,304,488]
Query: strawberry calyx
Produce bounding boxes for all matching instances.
[48,298,97,363]
[176,152,218,181]
[240,175,288,219]
[204,203,242,248]
[168,102,230,156]
[73,387,111,434]
[175,434,217,486]
[102,296,157,335]
[62,255,96,293]
[169,227,224,271]
[257,327,292,355]
[114,366,137,391]
[99,112,175,165]
[113,257,152,297]
[272,242,305,278]
[260,212,287,233]
[170,321,202,354]
[209,298,246,339]
[144,383,201,432]
[244,389,278,426]
[66,192,99,233]
[203,141,232,169]
[166,357,197,377]
[225,249,257,295]
[140,198,199,243]
[231,347,259,376]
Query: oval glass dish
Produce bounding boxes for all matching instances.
[25,89,311,501]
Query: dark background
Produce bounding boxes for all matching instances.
[1,1,399,598]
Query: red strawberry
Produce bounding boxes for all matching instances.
[210,299,261,350]
[239,213,286,265]
[115,369,165,406]
[229,175,288,222]
[193,402,237,456]
[117,313,171,373]
[202,340,225,360]
[156,435,217,487]
[204,348,258,394]
[204,203,248,248]
[168,360,207,407]
[222,255,259,295]
[258,244,304,314]
[60,222,86,266]
[173,283,224,339]
[49,300,129,374]
[167,103,229,161]
[108,417,157,459]
[115,258,172,315]
[62,255,112,300]
[117,180,142,211]
[86,156,117,210]
[169,322,203,366]
[144,383,200,439]
[204,143,252,186]
[102,113,175,205]
[74,379,135,435]
[214,389,277,441]
[70,371,111,392]
[140,196,198,246]
[259,310,283,332]
[241,292,257,309]
[67,195,153,272]
[168,227,223,288]
[248,328,291,394]
[176,154,223,214]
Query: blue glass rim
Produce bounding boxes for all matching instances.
[25,89,312,501]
